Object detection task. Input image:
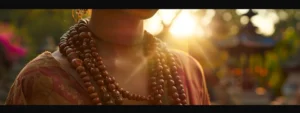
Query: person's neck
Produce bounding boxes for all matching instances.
[87,10,146,59]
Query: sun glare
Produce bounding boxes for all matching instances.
[145,10,202,39]
[170,11,198,38]
[144,14,163,35]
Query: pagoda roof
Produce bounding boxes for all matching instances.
[213,33,279,49]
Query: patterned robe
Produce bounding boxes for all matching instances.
[5,50,210,105]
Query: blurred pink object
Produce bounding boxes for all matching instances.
[0,34,27,61]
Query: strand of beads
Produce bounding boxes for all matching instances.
[58,19,188,105]
[59,25,102,105]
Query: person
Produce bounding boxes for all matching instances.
[5,9,210,105]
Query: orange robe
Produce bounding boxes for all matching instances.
[5,50,210,105]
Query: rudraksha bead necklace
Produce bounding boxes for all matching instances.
[58,19,187,105]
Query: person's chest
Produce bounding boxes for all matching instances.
[54,54,152,105]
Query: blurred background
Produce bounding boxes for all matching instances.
[0,9,300,105]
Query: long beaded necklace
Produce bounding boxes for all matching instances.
[58,19,187,105]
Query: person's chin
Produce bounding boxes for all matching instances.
[122,9,158,20]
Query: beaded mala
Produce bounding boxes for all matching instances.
[58,19,187,105]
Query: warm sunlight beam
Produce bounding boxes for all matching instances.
[170,11,198,38]
[144,14,163,35]
[145,10,204,39]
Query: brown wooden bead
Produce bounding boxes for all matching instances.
[102,71,109,76]
[136,95,142,101]
[79,32,89,38]
[86,63,92,67]
[157,66,163,71]
[176,79,183,85]
[69,31,77,36]
[179,94,186,100]
[122,91,130,98]
[115,97,123,105]
[83,49,91,53]
[177,84,184,90]
[158,75,164,79]
[168,80,175,86]
[89,93,98,98]
[90,40,96,44]
[96,103,102,105]
[82,76,90,82]
[156,100,163,105]
[157,85,163,89]
[171,66,177,71]
[164,69,171,75]
[73,34,79,39]
[103,93,111,101]
[155,94,162,100]
[133,94,138,100]
[96,80,105,85]
[172,93,179,98]
[75,41,80,45]
[158,79,164,85]
[178,89,185,94]
[141,96,147,100]
[79,72,88,78]
[59,43,67,49]
[108,84,116,91]
[75,51,81,55]
[128,94,134,100]
[76,66,85,73]
[90,68,100,75]
[84,82,92,87]
[87,86,95,93]
[119,88,124,92]
[85,53,92,58]
[94,74,102,80]
[66,48,74,55]
[174,98,181,104]
[169,57,176,62]
[83,58,90,64]
[81,45,88,50]
[115,83,120,90]
[79,54,85,58]
[91,47,97,51]
[181,100,187,105]
[78,26,88,32]
[98,65,105,71]
[172,71,178,75]
[100,86,107,93]
[151,82,157,87]
[92,52,99,57]
[92,97,100,103]
[157,89,164,94]
[166,75,173,80]
[71,58,83,67]
[112,90,121,97]
[67,40,73,45]
[170,86,177,93]
[173,76,181,81]
[161,60,166,65]
[67,52,78,60]
[106,100,114,105]
[148,96,154,101]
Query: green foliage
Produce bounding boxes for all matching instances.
[0,9,74,60]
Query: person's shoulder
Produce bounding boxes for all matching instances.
[169,49,203,72]
[169,49,211,105]
[13,51,63,91]
[18,51,60,75]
